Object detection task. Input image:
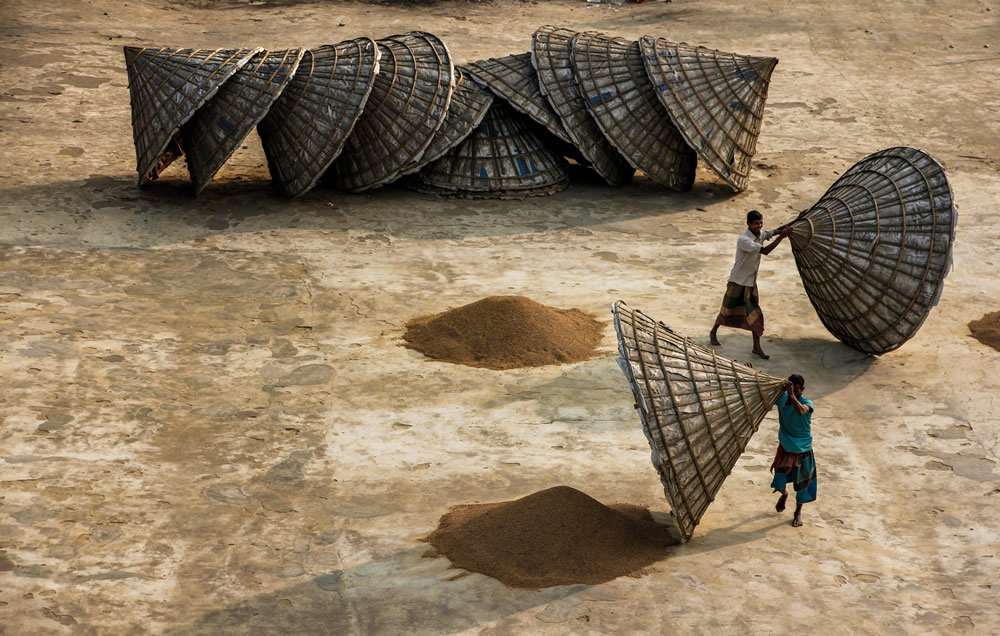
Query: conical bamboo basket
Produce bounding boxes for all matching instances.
[639,37,778,193]
[531,26,634,186]
[572,33,697,191]
[787,147,958,355]
[613,301,786,541]
[401,68,493,175]
[327,32,455,192]
[463,52,573,146]
[256,39,380,198]
[182,48,305,195]
[123,46,261,186]
[416,101,570,199]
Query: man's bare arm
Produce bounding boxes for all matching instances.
[783,381,812,415]
[760,231,786,256]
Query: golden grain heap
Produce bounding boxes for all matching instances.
[423,486,675,589]
[403,295,604,370]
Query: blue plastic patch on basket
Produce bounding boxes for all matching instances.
[587,90,615,106]
[699,125,715,149]
[733,67,759,83]
[260,64,289,82]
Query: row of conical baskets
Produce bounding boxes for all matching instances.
[612,144,958,540]
[123,27,778,198]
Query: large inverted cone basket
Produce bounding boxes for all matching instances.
[639,37,778,193]
[182,48,304,195]
[402,68,493,175]
[124,46,261,186]
[328,32,455,192]
[787,147,957,355]
[464,52,573,146]
[572,33,697,191]
[613,301,785,541]
[417,101,571,199]
[257,39,380,198]
[532,26,634,186]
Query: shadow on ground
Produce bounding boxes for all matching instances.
[478,336,875,432]
[167,510,790,634]
[663,512,791,558]
[164,546,588,635]
[0,168,739,248]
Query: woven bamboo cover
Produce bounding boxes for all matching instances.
[182,49,304,195]
[327,32,455,192]
[531,26,634,186]
[417,101,570,198]
[123,46,261,186]
[788,147,957,355]
[639,37,778,193]
[256,39,379,198]
[572,33,697,191]
[402,68,493,175]
[613,301,785,541]
[463,52,573,146]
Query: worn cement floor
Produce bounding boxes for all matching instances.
[1,0,998,633]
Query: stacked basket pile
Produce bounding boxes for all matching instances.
[123,26,778,198]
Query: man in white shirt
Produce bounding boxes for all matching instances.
[709,210,791,359]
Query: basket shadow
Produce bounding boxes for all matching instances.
[661,512,789,557]
[689,335,876,402]
[0,167,738,247]
[162,545,590,635]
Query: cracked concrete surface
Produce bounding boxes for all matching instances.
[1,0,999,633]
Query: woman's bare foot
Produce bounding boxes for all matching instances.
[792,516,803,527]
[775,493,788,513]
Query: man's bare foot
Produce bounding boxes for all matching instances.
[775,493,787,513]
[710,335,721,346]
[752,349,770,360]
[792,516,803,527]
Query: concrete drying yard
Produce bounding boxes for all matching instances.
[1,0,998,633]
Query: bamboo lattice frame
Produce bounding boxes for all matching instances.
[327,32,455,192]
[464,54,586,166]
[464,52,573,146]
[639,37,778,193]
[416,101,570,199]
[124,46,261,186]
[256,39,380,198]
[532,26,634,186]
[572,33,697,191]
[788,147,958,355]
[402,68,493,175]
[182,48,304,195]
[613,301,786,541]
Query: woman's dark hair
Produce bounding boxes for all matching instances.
[746,210,763,224]
[788,374,805,388]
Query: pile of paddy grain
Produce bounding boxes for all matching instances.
[403,296,604,369]
[969,311,1000,352]
[422,486,675,589]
